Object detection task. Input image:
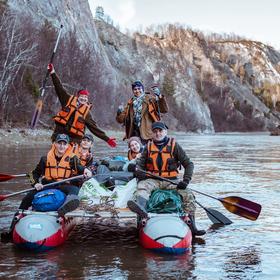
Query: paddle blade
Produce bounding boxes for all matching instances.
[30,99,43,129]
[205,208,233,225]
[0,195,8,202]
[220,196,262,221]
[0,174,15,182]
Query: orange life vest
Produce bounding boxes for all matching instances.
[128,150,138,161]
[146,138,179,178]
[79,148,92,167]
[44,145,74,181]
[53,96,92,137]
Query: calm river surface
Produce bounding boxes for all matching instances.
[0,133,279,280]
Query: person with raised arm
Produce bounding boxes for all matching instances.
[116,81,168,144]
[47,63,117,148]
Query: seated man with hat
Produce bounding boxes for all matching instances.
[127,122,205,237]
[1,133,92,242]
[22,133,92,215]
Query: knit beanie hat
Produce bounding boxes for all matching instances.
[127,136,142,148]
[78,89,89,96]
[131,80,144,91]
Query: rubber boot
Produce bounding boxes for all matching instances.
[57,195,80,217]
[127,196,148,219]
[1,212,19,243]
[188,214,206,237]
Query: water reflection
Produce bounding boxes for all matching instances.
[223,247,261,280]
[0,133,280,279]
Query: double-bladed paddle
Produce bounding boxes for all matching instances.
[30,24,63,129]
[129,166,262,221]
[0,173,28,182]
[195,200,232,225]
[0,175,84,202]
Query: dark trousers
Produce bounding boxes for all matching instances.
[19,184,79,210]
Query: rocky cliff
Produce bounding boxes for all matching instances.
[95,22,280,132]
[4,0,280,132]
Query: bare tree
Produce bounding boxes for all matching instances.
[0,11,36,123]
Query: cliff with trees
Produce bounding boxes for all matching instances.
[0,0,279,133]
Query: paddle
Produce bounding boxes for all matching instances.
[0,173,28,182]
[130,166,262,221]
[30,24,63,129]
[0,174,84,202]
[195,200,232,225]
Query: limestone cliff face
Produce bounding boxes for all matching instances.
[95,21,280,132]
[7,0,280,132]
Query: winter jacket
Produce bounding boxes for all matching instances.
[116,93,168,141]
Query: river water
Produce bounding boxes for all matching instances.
[0,133,279,280]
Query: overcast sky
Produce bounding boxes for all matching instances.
[88,0,280,50]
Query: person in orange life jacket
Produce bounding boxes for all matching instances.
[127,122,205,237]
[20,134,92,216]
[127,136,143,161]
[116,81,168,144]
[1,134,92,242]
[47,63,117,148]
[78,133,98,174]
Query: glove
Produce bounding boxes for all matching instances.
[107,137,117,148]
[34,183,44,191]
[117,105,124,115]
[47,63,55,74]
[135,170,146,180]
[83,168,92,179]
[177,181,189,190]
[151,86,160,96]
[127,163,137,172]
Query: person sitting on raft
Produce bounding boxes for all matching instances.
[77,133,98,173]
[1,133,92,242]
[127,136,143,161]
[127,122,206,237]
[24,133,92,215]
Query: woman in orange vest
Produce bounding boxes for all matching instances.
[116,81,168,143]
[47,63,117,148]
[127,136,143,161]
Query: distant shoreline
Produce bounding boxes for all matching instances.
[0,128,273,147]
[0,128,124,147]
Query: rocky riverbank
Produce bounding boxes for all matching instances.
[0,128,52,147]
[0,128,124,147]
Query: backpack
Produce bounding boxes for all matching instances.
[32,189,66,212]
[146,189,184,214]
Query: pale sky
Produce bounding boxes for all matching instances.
[88,0,280,50]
